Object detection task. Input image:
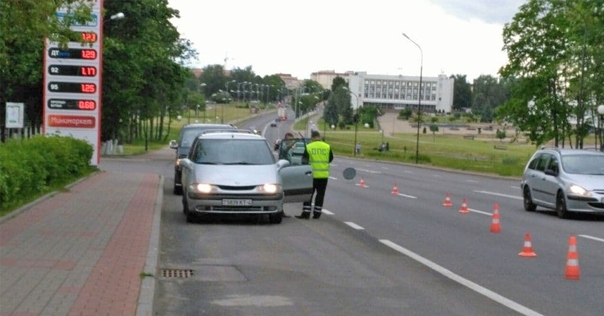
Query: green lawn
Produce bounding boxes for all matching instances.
[292,115,536,177]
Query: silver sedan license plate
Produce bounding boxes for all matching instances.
[222,199,252,206]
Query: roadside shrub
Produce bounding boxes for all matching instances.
[0,135,93,213]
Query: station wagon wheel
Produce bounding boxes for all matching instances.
[523,186,537,212]
[555,191,570,219]
[268,211,283,224]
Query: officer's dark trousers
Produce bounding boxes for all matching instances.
[302,178,329,214]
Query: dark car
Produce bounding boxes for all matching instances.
[169,124,238,195]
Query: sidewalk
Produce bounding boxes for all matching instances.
[0,171,163,316]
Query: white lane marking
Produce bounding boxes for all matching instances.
[578,235,604,243]
[379,239,544,316]
[344,222,365,230]
[331,163,339,167]
[432,174,441,177]
[322,209,334,215]
[468,208,493,216]
[356,168,382,174]
[329,176,338,180]
[403,170,413,174]
[511,186,520,190]
[466,179,479,183]
[355,184,370,188]
[381,166,389,170]
[395,193,417,199]
[474,190,522,200]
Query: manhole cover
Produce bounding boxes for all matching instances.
[161,268,194,278]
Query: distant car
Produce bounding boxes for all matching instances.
[169,124,238,195]
[179,130,313,223]
[270,121,277,127]
[520,147,604,219]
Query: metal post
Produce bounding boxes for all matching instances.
[403,33,423,164]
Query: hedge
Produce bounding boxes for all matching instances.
[0,135,93,212]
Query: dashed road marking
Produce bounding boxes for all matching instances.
[379,240,544,316]
[395,193,417,199]
[578,235,604,243]
[344,222,364,230]
[474,190,522,200]
[322,209,334,215]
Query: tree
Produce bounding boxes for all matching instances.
[399,108,413,120]
[472,75,509,123]
[331,76,347,92]
[496,129,506,142]
[499,0,603,148]
[429,124,439,141]
[450,74,473,110]
[102,0,196,143]
[199,64,227,98]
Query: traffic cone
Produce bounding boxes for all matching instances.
[490,204,501,233]
[564,235,580,280]
[443,193,453,207]
[458,198,469,213]
[391,183,399,195]
[356,177,366,188]
[518,233,537,257]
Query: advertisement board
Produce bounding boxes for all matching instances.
[43,0,103,165]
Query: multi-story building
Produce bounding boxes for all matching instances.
[310,70,355,89]
[347,72,454,113]
[276,73,304,89]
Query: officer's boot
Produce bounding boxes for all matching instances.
[296,203,312,219]
[313,206,322,219]
[295,212,310,219]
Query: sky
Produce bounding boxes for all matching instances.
[167,0,526,83]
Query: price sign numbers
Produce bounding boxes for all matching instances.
[48,82,97,94]
[48,48,97,60]
[48,99,96,111]
[48,65,97,77]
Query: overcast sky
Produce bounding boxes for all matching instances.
[167,0,526,83]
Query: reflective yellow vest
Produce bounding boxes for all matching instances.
[306,141,331,178]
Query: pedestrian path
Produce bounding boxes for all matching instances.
[0,171,162,316]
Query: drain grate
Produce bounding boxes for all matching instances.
[161,268,194,278]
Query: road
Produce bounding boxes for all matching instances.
[101,109,604,316]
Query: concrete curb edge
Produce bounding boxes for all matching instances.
[136,174,164,316]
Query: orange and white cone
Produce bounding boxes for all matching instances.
[490,204,501,233]
[443,193,453,207]
[458,198,469,213]
[356,177,366,188]
[391,183,399,195]
[564,235,580,280]
[518,233,537,257]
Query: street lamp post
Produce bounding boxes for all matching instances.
[598,105,604,151]
[224,80,236,124]
[403,33,424,164]
[344,87,360,156]
[200,83,207,122]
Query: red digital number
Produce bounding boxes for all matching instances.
[78,100,96,110]
[81,49,97,59]
[80,66,97,76]
[80,84,96,93]
[81,32,97,42]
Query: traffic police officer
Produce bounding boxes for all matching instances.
[296,130,334,219]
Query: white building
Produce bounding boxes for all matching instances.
[347,72,454,113]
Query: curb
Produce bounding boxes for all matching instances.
[136,175,164,316]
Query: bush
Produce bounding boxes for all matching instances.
[0,135,93,213]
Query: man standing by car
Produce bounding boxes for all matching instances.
[278,132,296,161]
[296,130,333,219]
